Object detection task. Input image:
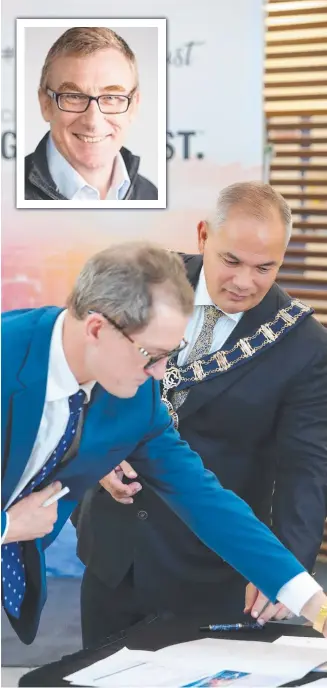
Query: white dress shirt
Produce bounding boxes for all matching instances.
[46,135,130,200]
[2,310,95,538]
[177,267,322,615]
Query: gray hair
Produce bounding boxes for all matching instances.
[67,241,194,332]
[207,182,292,245]
[39,27,138,91]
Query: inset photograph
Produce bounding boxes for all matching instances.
[16,18,166,208]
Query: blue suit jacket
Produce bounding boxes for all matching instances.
[2,307,304,643]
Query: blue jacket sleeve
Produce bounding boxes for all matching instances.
[132,384,306,604]
[41,499,78,550]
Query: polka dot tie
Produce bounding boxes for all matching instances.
[1,389,86,619]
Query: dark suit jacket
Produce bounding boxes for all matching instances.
[73,254,327,608]
[2,306,306,643]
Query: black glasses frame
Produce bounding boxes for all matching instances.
[88,310,188,370]
[46,87,136,114]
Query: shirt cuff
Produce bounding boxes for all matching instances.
[277,571,322,616]
[1,512,10,544]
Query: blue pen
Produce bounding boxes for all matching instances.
[199,623,263,632]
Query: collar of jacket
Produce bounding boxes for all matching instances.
[26,132,141,200]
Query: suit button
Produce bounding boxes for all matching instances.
[137,510,148,520]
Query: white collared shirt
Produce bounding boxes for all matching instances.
[178,267,243,366]
[46,135,130,200]
[4,310,95,517]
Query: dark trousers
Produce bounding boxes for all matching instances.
[81,566,247,649]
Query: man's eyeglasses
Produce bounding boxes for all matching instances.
[46,88,136,114]
[88,310,188,370]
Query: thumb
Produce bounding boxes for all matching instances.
[36,481,62,502]
[119,460,137,479]
[244,583,259,613]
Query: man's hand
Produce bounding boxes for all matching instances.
[3,482,62,543]
[301,590,327,637]
[99,461,142,505]
[244,582,294,624]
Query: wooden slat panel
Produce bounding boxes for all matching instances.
[271,162,327,169]
[282,259,327,269]
[283,286,327,298]
[266,54,327,71]
[267,1,318,4]
[284,245,327,254]
[278,272,327,283]
[277,143,327,153]
[265,78,327,88]
[266,82,327,91]
[274,147,327,154]
[266,64,327,72]
[266,2,327,554]
[266,44,327,57]
[305,300,327,312]
[268,1,327,14]
[266,107,327,117]
[266,92,327,101]
[265,55,327,70]
[271,9,327,18]
[281,192,327,200]
[266,28,327,44]
[271,178,327,184]
[268,136,327,143]
[290,207,327,216]
[267,121,327,129]
[292,224,327,232]
[287,246,327,256]
[267,15,327,29]
[267,114,327,120]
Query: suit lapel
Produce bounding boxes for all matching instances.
[183,254,203,290]
[2,308,61,505]
[176,258,290,423]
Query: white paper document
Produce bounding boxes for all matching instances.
[274,635,327,672]
[274,635,327,650]
[65,648,154,686]
[155,638,327,677]
[65,638,327,687]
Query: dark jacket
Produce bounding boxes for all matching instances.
[72,254,327,608]
[24,133,158,201]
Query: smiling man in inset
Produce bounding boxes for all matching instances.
[25,27,158,201]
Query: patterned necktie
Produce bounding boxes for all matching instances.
[171,305,223,410]
[1,389,86,619]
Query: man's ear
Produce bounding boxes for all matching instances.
[128,89,140,122]
[38,88,52,123]
[197,220,209,254]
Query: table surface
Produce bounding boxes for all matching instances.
[19,614,327,687]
